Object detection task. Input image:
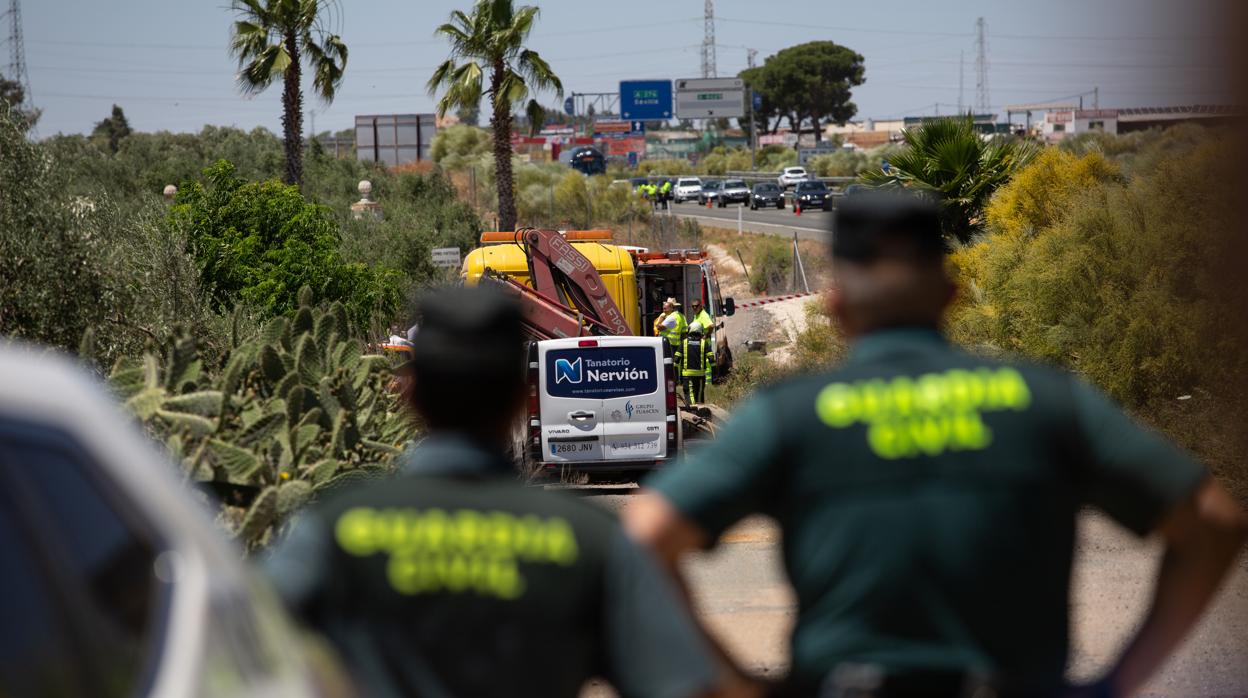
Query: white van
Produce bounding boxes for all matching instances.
[523,336,680,476]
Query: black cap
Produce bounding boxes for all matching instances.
[411,286,523,381]
[832,189,945,262]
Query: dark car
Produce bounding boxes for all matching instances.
[697,180,723,205]
[569,146,606,175]
[717,179,750,207]
[750,182,785,210]
[794,179,832,211]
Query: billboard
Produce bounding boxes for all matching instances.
[593,119,645,136]
[620,80,673,121]
[355,114,436,165]
[675,78,745,119]
[606,137,646,157]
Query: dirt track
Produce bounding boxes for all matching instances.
[584,494,1248,697]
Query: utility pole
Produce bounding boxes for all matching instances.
[748,47,758,170]
[1094,86,1099,109]
[975,17,990,114]
[3,0,33,113]
[957,51,965,114]
[701,0,716,79]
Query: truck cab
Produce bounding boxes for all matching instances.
[634,250,735,379]
[525,336,680,477]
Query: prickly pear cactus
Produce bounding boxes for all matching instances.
[110,287,410,550]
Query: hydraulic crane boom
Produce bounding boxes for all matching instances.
[476,228,633,341]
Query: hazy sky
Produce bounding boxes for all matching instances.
[14,0,1236,137]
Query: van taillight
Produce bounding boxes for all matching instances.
[527,343,541,449]
[664,362,677,411]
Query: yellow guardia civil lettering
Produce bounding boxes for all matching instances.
[334,507,580,599]
[815,367,1031,458]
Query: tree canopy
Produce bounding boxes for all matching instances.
[92,105,133,154]
[741,41,865,141]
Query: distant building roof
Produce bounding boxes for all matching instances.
[1116,104,1244,121]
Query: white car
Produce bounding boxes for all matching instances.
[0,346,344,697]
[672,177,703,203]
[525,336,679,476]
[778,166,811,189]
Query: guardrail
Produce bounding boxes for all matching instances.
[624,173,857,187]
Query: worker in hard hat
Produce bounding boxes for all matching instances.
[680,325,713,405]
[654,297,687,370]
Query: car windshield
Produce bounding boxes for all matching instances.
[677,178,700,186]
[796,181,828,192]
[724,180,746,188]
[754,184,780,193]
[786,168,806,175]
[705,181,722,189]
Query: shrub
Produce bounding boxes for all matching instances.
[430,124,493,170]
[109,289,410,550]
[950,130,1244,407]
[860,117,1039,244]
[750,239,794,295]
[984,148,1121,238]
[0,105,115,353]
[636,159,693,176]
[172,160,402,328]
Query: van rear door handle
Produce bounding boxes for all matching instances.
[569,410,595,421]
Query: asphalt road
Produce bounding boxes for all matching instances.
[580,489,1248,697]
[666,200,832,240]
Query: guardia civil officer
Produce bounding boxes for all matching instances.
[265,286,734,698]
[625,191,1248,697]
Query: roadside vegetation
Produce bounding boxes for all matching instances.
[716,123,1247,502]
[1,104,480,545]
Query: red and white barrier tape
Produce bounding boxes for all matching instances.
[735,292,818,310]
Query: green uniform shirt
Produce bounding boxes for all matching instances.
[265,434,716,698]
[650,328,1205,693]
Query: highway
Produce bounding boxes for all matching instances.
[665,200,833,240]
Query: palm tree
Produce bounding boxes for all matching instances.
[230,0,348,186]
[429,0,561,232]
[860,117,1038,245]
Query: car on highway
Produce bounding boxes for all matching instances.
[716,179,751,207]
[794,179,833,211]
[672,177,703,203]
[697,180,723,205]
[568,146,606,175]
[0,346,345,698]
[750,182,785,210]
[778,166,810,189]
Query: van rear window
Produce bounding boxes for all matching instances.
[545,347,658,399]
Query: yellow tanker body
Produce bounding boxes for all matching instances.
[461,231,642,335]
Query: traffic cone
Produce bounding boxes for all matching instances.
[706,197,712,209]
[794,202,802,216]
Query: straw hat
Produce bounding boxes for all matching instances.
[664,297,680,307]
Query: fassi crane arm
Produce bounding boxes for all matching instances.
[515,228,632,336]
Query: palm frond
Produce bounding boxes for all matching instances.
[236,43,290,94]
[433,62,485,117]
[304,34,347,102]
[230,21,272,62]
[517,49,561,96]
